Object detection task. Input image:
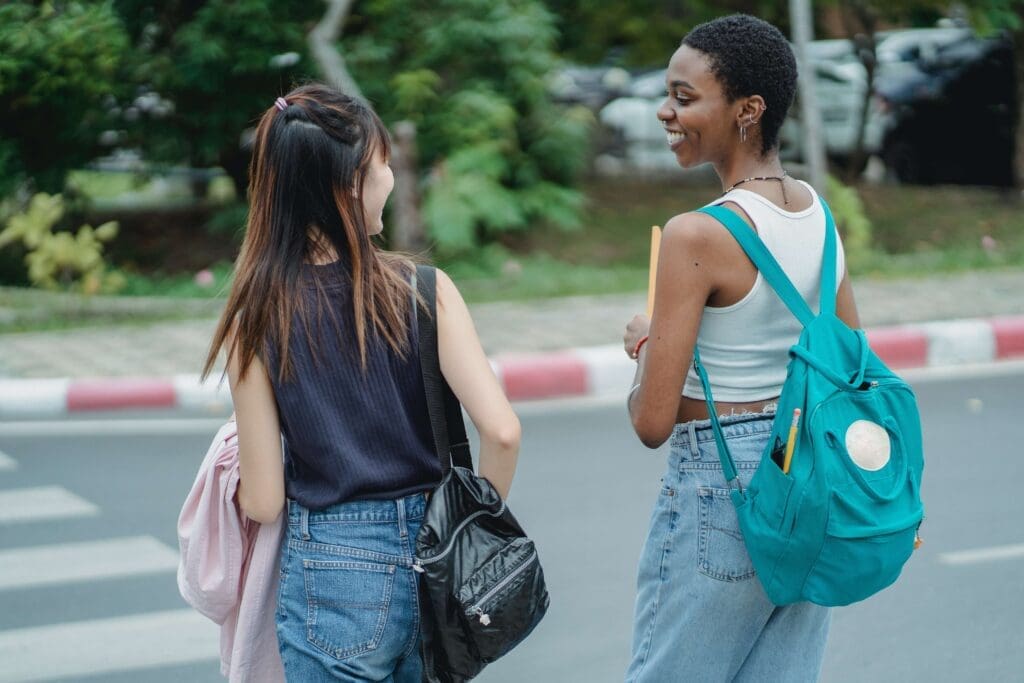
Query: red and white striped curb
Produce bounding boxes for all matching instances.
[1,315,1022,419]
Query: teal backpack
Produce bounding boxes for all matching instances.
[693,199,924,607]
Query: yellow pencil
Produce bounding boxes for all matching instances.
[647,226,662,317]
[782,408,801,474]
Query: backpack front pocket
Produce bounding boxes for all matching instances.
[803,488,922,606]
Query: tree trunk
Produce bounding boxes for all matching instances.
[390,121,425,252]
[308,0,364,100]
[840,0,878,183]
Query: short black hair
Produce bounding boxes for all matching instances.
[683,14,797,155]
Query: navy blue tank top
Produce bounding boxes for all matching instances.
[265,261,441,509]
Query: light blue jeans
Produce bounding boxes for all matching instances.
[626,413,831,682]
[276,494,425,682]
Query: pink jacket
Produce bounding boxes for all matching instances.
[177,420,286,682]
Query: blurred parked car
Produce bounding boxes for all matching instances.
[778,59,887,171]
[600,60,886,173]
[875,31,1016,186]
[549,65,633,111]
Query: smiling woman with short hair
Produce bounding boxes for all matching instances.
[622,14,862,682]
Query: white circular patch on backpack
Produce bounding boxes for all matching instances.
[845,420,891,471]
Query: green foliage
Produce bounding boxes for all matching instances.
[0,2,131,195]
[118,260,235,297]
[205,202,249,239]
[112,0,320,190]
[545,0,789,66]
[345,0,592,254]
[968,0,1024,32]
[825,176,873,271]
[0,194,125,294]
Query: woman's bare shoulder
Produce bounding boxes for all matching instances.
[660,211,738,262]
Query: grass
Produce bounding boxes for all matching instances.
[448,177,1024,302]
[2,174,1022,331]
[0,285,220,334]
[852,184,1024,277]
[118,261,235,298]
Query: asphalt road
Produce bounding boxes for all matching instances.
[0,363,1021,682]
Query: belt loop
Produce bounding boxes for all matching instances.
[687,420,700,460]
[396,496,408,539]
[300,506,311,541]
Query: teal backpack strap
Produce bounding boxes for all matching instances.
[692,347,743,494]
[697,206,814,326]
[818,197,838,317]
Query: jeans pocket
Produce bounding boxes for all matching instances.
[697,487,755,582]
[302,559,396,660]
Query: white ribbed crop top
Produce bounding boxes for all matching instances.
[681,180,845,403]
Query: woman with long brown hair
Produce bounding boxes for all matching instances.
[203,83,520,681]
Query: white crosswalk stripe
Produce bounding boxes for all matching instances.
[0,485,99,524]
[0,449,16,471]
[0,454,221,680]
[0,609,219,682]
[0,536,180,591]
[938,542,1024,566]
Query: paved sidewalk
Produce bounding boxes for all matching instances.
[0,269,1022,380]
[0,269,1022,417]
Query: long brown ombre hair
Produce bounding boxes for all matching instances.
[203,83,413,383]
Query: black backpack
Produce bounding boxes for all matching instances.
[413,265,549,682]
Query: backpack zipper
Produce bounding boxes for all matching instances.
[412,500,508,573]
[466,549,538,625]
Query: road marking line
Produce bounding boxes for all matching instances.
[900,358,1024,384]
[0,417,228,437]
[938,543,1024,566]
[0,609,218,682]
[0,536,179,591]
[0,449,16,471]
[0,486,99,524]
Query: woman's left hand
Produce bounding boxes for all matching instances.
[623,314,651,359]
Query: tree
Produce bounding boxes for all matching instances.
[0,2,131,196]
[341,0,591,253]
[308,0,364,99]
[112,0,320,194]
[546,0,788,67]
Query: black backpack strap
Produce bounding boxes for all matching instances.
[415,264,473,472]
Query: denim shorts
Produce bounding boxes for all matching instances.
[276,493,426,682]
[625,413,831,683]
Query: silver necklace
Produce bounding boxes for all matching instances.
[724,171,789,204]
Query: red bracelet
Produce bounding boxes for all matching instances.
[632,335,650,358]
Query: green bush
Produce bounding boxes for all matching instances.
[0,2,131,195]
[826,175,873,271]
[0,193,125,294]
[345,0,592,255]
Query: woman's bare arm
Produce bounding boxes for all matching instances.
[435,269,520,499]
[835,270,861,329]
[227,348,285,524]
[628,214,717,448]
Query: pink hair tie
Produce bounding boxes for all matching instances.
[274,97,288,112]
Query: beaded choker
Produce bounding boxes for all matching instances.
[723,171,789,205]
